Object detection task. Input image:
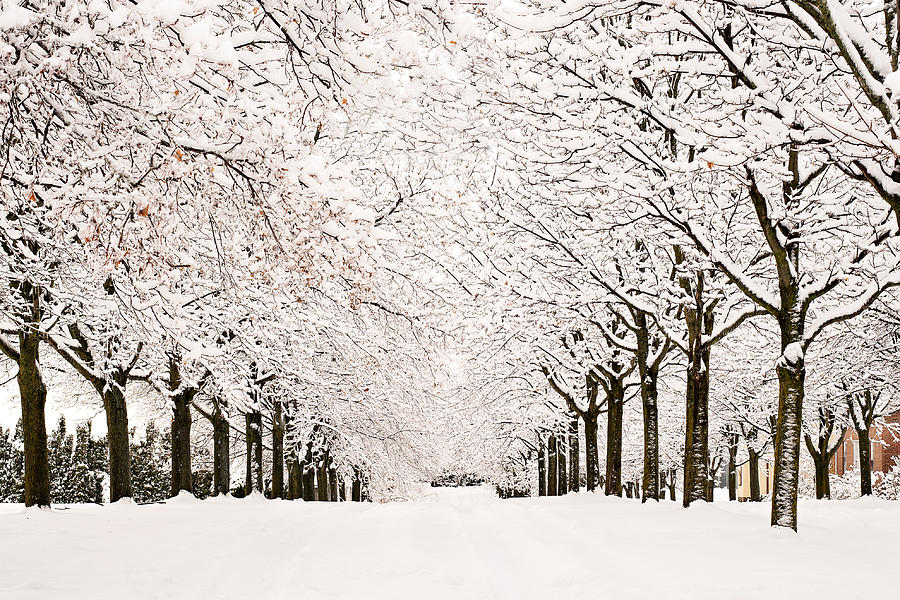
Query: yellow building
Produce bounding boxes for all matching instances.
[736,460,772,500]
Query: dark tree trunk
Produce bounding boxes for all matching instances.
[537,436,546,496]
[212,402,230,496]
[105,385,132,502]
[271,402,284,499]
[727,432,739,501]
[666,469,678,502]
[812,451,831,500]
[303,460,316,501]
[351,469,362,502]
[605,391,624,497]
[557,438,567,495]
[748,450,762,502]
[706,457,721,502]
[329,468,338,501]
[584,413,600,491]
[169,359,194,497]
[683,345,710,507]
[547,434,558,496]
[170,392,192,497]
[17,324,50,507]
[317,455,330,501]
[569,417,579,492]
[244,411,263,495]
[675,251,713,509]
[285,460,295,500]
[858,428,872,496]
[340,478,347,501]
[804,409,845,500]
[288,458,302,500]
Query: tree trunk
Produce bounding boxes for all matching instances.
[557,438,567,495]
[105,385,132,502]
[727,433,738,501]
[858,428,872,496]
[770,330,805,529]
[748,450,762,502]
[706,458,720,502]
[170,388,193,497]
[329,468,338,501]
[285,460,294,500]
[212,403,230,496]
[640,370,660,502]
[667,469,676,502]
[18,324,50,507]
[584,413,600,491]
[537,436,546,496]
[606,393,624,497]
[317,455,330,501]
[244,411,263,495]
[303,461,316,501]
[271,402,284,499]
[547,434,558,496]
[351,469,361,502]
[568,417,579,492]
[683,346,710,507]
[634,311,661,502]
[813,451,830,499]
[288,459,303,500]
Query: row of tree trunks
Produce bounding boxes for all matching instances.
[541,361,600,493]
[536,429,583,496]
[282,448,364,502]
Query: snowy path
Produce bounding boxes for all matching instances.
[0,487,897,599]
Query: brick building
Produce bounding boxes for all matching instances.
[830,410,900,476]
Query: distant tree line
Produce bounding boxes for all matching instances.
[0,417,214,504]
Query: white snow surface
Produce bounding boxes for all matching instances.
[0,486,897,599]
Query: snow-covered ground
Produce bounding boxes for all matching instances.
[0,487,896,600]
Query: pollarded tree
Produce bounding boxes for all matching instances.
[804,404,846,500]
